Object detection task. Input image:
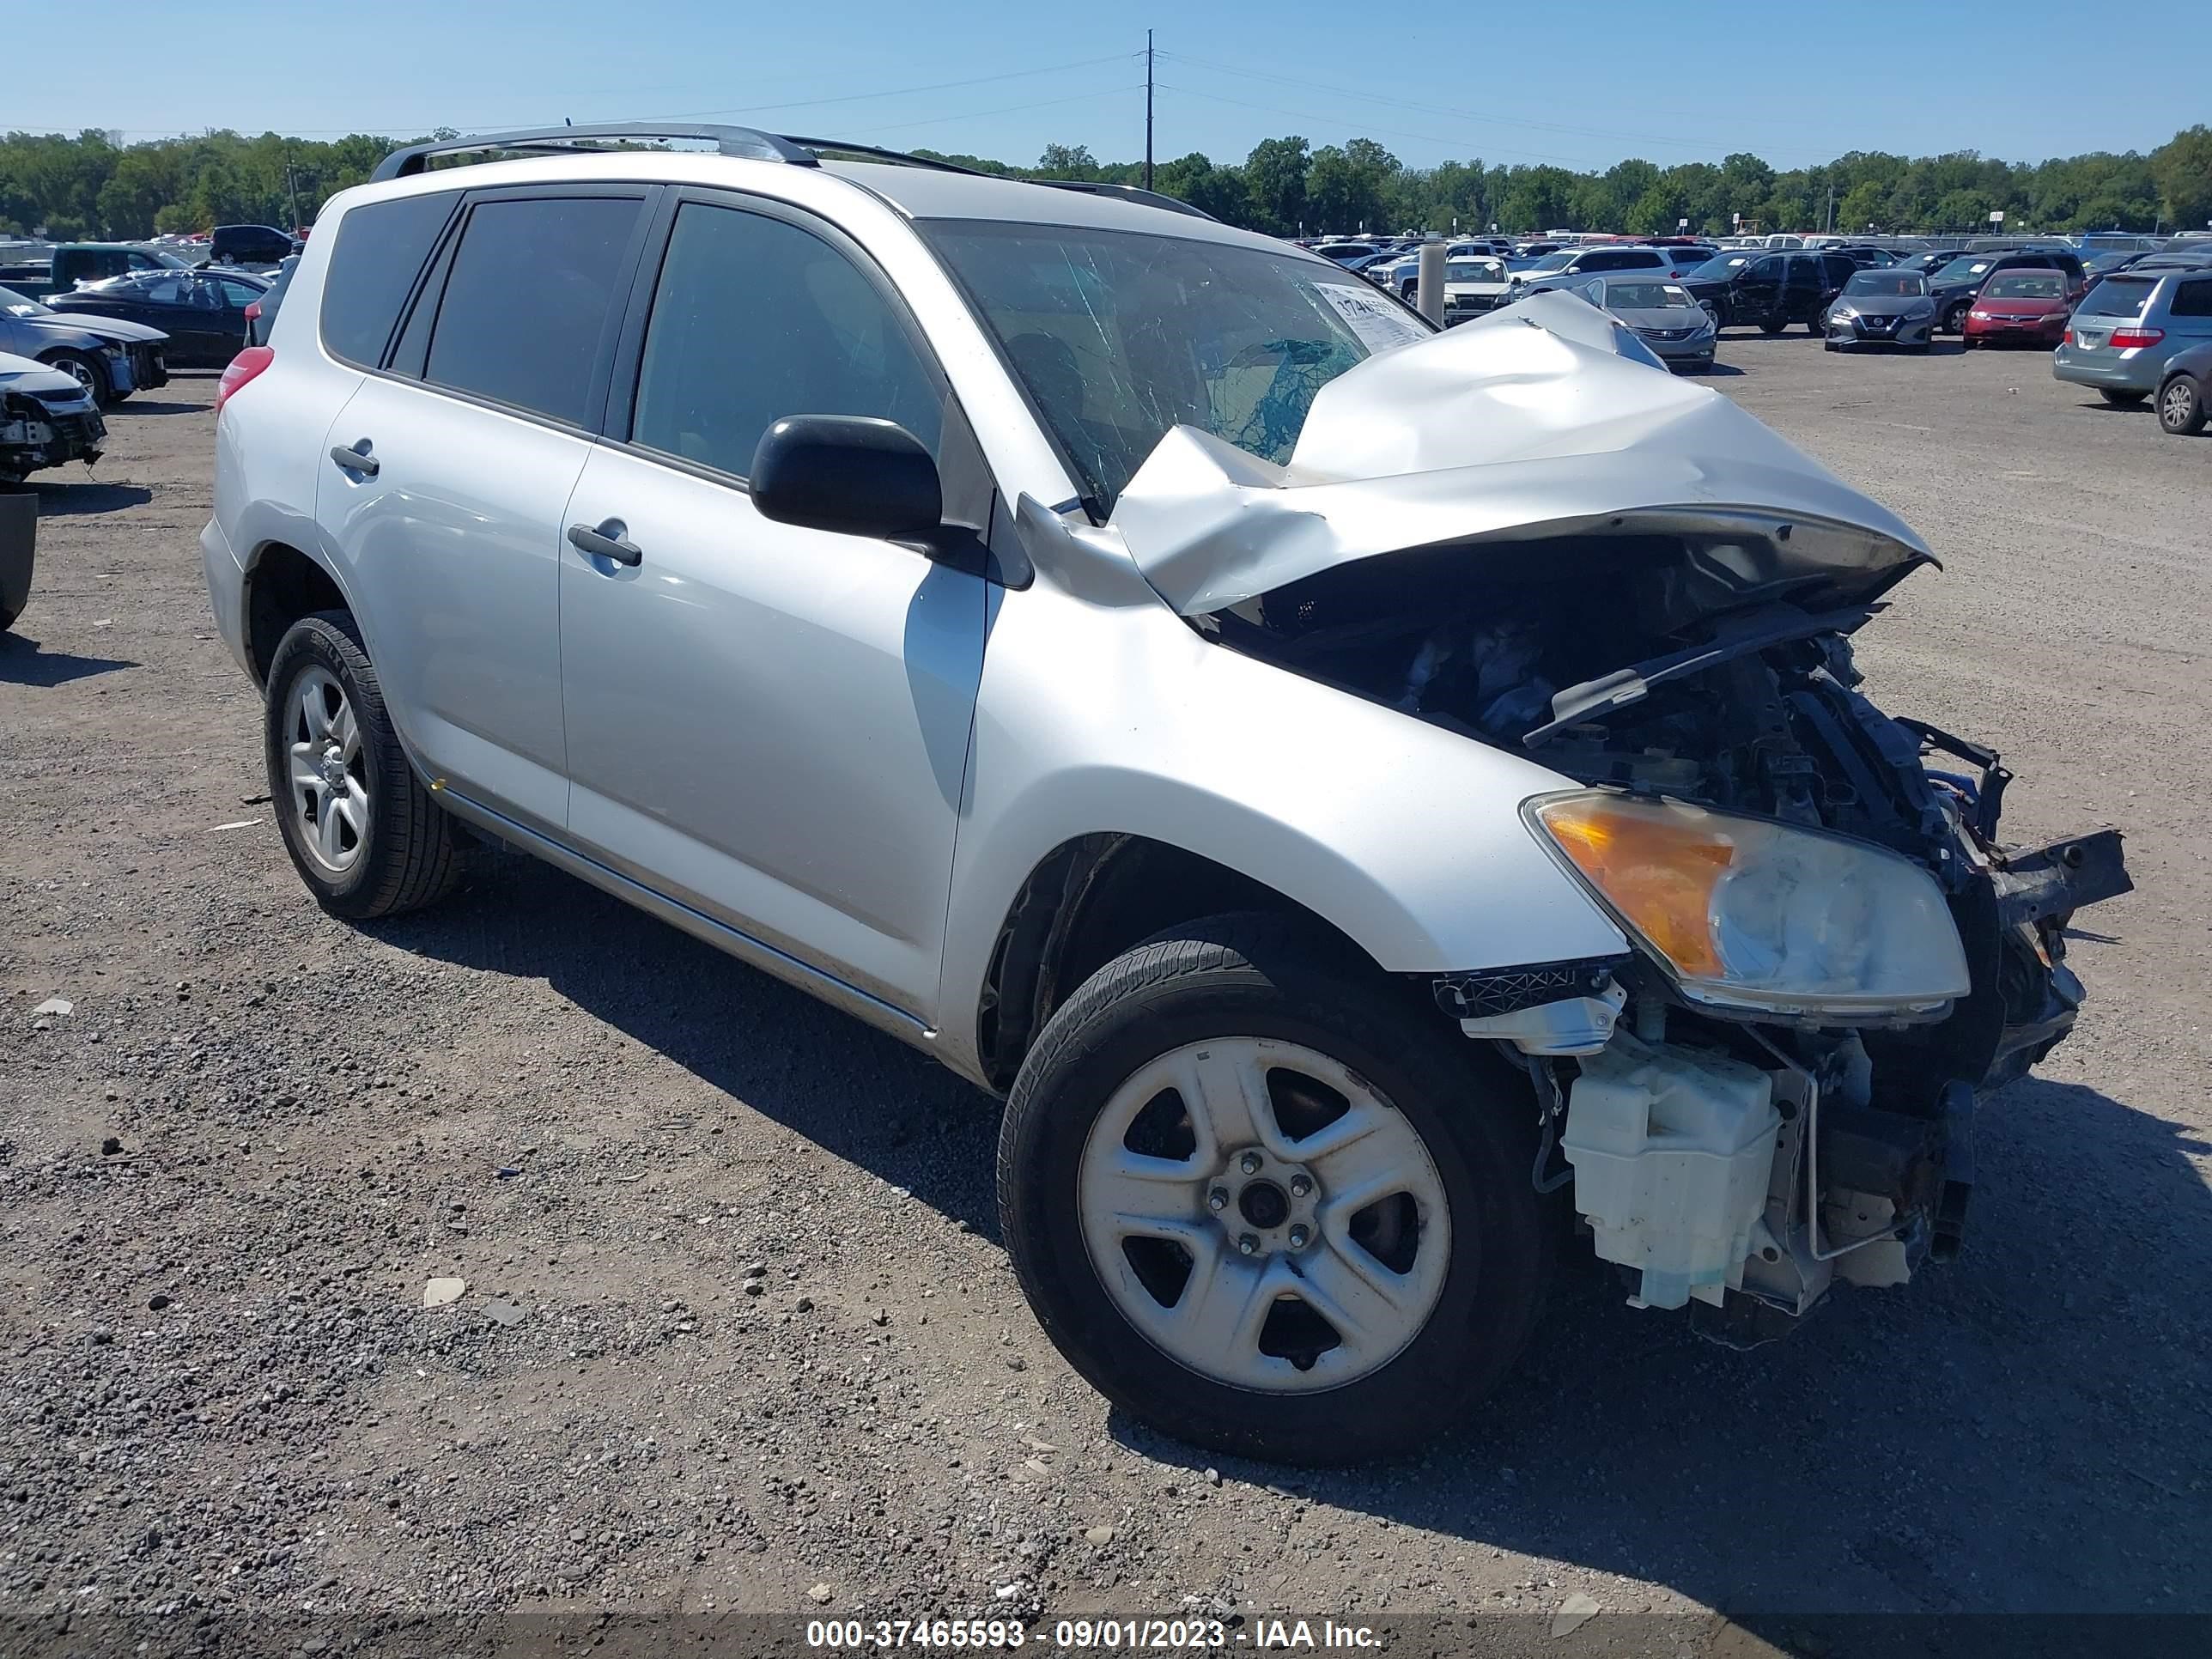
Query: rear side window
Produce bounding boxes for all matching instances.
[2170,280,2212,318]
[2079,277,2154,319]
[424,195,642,427]
[320,191,459,368]
[628,202,943,480]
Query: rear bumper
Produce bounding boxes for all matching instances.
[2051,346,2163,390]
[200,516,252,679]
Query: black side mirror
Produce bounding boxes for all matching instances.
[750,416,941,542]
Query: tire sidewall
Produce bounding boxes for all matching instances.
[1002,932,1546,1463]
[263,614,399,912]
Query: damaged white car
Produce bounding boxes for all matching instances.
[203,126,2130,1465]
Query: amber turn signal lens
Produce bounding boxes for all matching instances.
[1534,797,1735,978]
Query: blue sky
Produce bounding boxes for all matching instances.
[23,1,2206,172]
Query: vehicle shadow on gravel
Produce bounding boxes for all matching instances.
[0,631,137,686]
[106,398,206,416]
[1115,1073,2212,1620]
[19,481,154,514]
[371,848,1003,1235]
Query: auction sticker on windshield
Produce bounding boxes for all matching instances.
[1313,283,1428,352]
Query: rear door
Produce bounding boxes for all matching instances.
[556,191,989,1016]
[1735,254,1785,322]
[315,185,653,833]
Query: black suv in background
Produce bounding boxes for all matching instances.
[209,224,298,268]
[1927,247,2084,334]
[1681,249,1857,333]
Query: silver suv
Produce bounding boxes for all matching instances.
[202,125,2130,1464]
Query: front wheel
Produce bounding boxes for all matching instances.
[999,914,1550,1464]
[1759,315,1786,335]
[1943,301,1969,334]
[2160,376,2208,434]
[264,611,465,920]
[44,349,112,406]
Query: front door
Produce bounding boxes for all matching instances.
[557,194,988,1018]
[315,188,652,833]
[1734,256,1785,325]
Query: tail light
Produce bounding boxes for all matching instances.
[216,345,274,411]
[2109,327,2165,349]
[2062,328,2073,345]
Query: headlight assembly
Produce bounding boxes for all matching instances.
[1525,791,1969,1018]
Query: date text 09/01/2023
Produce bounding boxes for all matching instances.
[804,1618,1383,1650]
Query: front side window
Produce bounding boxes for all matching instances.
[424,195,642,427]
[629,202,943,480]
[924,220,1424,512]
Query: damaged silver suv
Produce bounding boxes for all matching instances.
[201,125,2130,1464]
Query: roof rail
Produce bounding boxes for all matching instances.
[776,136,989,176]
[1030,180,1218,222]
[370,122,817,182]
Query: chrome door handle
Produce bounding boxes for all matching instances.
[329,442,378,477]
[568,520,641,567]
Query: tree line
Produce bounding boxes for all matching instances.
[3,124,2209,242]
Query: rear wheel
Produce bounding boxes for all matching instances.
[2098,388,2148,408]
[1759,315,1786,335]
[999,914,1550,1464]
[2160,375,2207,434]
[264,611,465,920]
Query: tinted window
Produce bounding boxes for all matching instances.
[2169,280,2212,318]
[1748,257,1784,279]
[424,195,641,426]
[1821,255,1857,284]
[218,278,264,308]
[629,203,942,481]
[2078,277,2153,318]
[321,191,459,368]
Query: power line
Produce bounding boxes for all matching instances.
[1158,51,1830,166]
[1153,83,1600,168]
[843,83,1151,139]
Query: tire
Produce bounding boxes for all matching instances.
[263,610,465,920]
[2159,375,2207,434]
[1943,301,1969,335]
[998,913,1551,1464]
[2097,388,2148,408]
[44,349,112,406]
[1759,315,1786,335]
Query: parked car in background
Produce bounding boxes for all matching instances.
[2051,267,2212,406]
[0,242,194,300]
[3,284,170,398]
[46,269,269,367]
[1313,240,1380,266]
[0,349,106,484]
[1960,270,2074,349]
[245,255,301,347]
[1576,276,1716,369]
[1822,269,1936,352]
[1438,255,1514,322]
[1927,249,2083,334]
[2155,340,2212,434]
[210,224,300,268]
[1681,249,1854,333]
[1506,244,1670,296]
[1830,245,1899,268]
[0,289,142,404]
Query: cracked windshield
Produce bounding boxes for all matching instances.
[923,220,1426,510]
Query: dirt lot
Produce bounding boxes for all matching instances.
[3,337,2209,1654]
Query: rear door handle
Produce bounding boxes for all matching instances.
[329,442,378,477]
[568,520,641,567]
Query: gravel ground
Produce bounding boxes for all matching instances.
[2,337,2208,1656]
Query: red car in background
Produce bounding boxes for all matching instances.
[1961,270,2075,349]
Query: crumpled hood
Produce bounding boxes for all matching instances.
[1109,290,1934,616]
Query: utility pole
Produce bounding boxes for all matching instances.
[1144,30,1155,192]
[284,146,300,234]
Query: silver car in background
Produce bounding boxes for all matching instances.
[1823,269,1937,352]
[2051,266,2212,406]
[1576,276,1717,369]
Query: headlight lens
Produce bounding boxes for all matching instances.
[1526,792,1969,1016]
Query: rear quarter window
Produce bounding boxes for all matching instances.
[2169,280,2212,319]
[319,191,461,368]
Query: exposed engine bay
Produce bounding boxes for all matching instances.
[1200,525,2132,1339]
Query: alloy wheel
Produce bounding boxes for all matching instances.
[283,665,369,873]
[1077,1037,1451,1395]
